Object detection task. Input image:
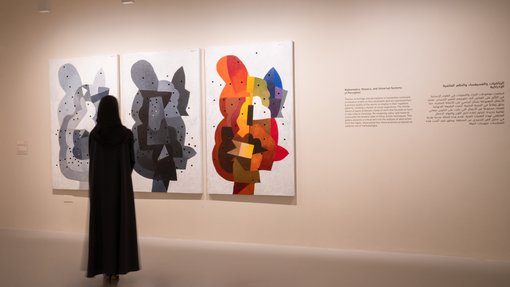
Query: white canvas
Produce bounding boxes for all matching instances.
[205,41,295,196]
[49,55,119,190]
[120,49,202,193]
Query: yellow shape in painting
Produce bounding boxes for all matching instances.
[236,97,252,137]
[246,76,255,94]
[228,140,254,159]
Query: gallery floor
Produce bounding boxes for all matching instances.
[0,228,509,287]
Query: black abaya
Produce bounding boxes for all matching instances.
[87,96,140,278]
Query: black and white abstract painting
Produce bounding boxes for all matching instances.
[49,55,119,190]
[121,50,202,193]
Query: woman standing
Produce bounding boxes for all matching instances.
[87,95,140,280]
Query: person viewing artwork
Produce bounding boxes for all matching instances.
[87,95,140,281]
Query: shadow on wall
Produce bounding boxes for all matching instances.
[52,189,297,205]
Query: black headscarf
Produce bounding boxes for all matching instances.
[90,96,131,146]
[96,95,122,127]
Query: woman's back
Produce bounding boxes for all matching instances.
[87,96,139,279]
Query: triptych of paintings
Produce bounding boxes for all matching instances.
[49,42,294,196]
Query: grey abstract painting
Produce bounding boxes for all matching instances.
[50,55,119,190]
[121,50,202,193]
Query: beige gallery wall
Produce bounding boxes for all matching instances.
[0,0,509,260]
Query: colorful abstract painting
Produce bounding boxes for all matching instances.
[49,55,119,190]
[205,42,295,196]
[120,50,202,193]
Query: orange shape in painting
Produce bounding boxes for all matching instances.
[234,182,255,195]
[250,153,263,171]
